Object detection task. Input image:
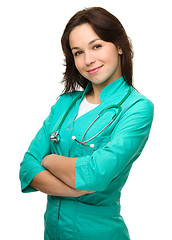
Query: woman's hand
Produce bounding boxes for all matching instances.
[72,189,95,197]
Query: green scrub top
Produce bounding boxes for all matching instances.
[19,76,154,239]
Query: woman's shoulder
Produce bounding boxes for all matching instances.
[52,90,83,110]
[48,90,83,117]
[130,88,154,109]
[125,88,154,121]
[60,90,83,100]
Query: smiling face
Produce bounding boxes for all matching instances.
[69,23,123,88]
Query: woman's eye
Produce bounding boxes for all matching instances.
[74,51,82,56]
[93,44,101,49]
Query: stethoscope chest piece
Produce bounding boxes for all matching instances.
[50,131,60,143]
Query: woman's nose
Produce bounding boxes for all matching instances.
[84,51,96,65]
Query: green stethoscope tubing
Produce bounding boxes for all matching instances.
[50,93,84,143]
[50,85,132,147]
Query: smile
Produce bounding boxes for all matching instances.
[87,65,103,74]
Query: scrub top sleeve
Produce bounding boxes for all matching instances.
[19,103,56,193]
[75,99,154,191]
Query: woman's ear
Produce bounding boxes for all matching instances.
[118,47,123,55]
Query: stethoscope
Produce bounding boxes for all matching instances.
[50,86,132,148]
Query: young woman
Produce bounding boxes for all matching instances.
[20,7,154,240]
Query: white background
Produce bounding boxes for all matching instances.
[0,0,171,239]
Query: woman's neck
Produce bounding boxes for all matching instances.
[85,81,110,104]
[86,90,101,104]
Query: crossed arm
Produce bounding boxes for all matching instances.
[41,154,77,188]
[30,154,94,197]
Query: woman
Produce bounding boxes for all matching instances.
[19,7,154,240]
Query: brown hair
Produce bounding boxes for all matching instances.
[61,7,134,93]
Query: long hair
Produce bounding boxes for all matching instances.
[61,7,134,93]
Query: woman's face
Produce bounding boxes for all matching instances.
[69,23,123,86]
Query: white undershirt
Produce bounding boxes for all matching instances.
[75,96,100,120]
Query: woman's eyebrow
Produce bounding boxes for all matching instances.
[71,38,101,50]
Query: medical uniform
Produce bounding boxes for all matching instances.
[19,77,154,240]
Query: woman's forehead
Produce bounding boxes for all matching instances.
[69,23,100,48]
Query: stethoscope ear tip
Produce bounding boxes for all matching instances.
[72,136,95,148]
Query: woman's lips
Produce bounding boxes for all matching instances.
[87,65,103,74]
